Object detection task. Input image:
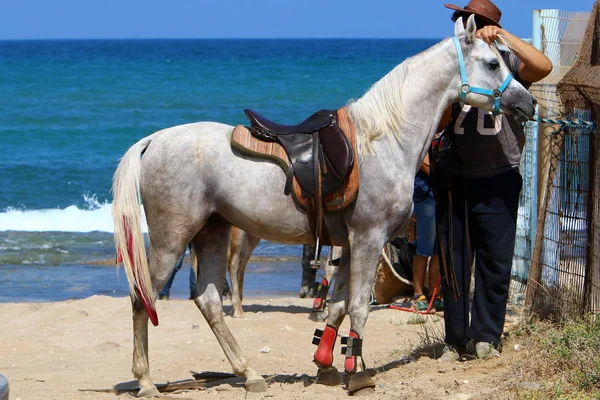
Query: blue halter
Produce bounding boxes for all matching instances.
[452,36,513,115]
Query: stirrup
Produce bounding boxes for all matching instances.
[310,237,321,269]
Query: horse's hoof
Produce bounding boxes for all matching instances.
[308,310,328,322]
[347,371,375,396]
[231,310,245,318]
[137,385,160,397]
[315,366,342,386]
[245,378,268,392]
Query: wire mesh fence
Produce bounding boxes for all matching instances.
[525,112,597,321]
[510,8,593,312]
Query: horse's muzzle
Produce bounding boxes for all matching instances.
[510,96,536,124]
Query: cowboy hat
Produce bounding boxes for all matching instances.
[445,0,502,27]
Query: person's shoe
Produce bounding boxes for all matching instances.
[433,295,444,311]
[412,294,429,312]
[158,294,169,300]
[438,344,465,362]
[475,342,500,359]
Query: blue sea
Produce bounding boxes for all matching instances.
[0,39,437,301]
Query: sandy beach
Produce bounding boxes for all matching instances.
[0,295,529,400]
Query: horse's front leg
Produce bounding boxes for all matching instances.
[310,246,341,321]
[227,229,260,318]
[300,244,319,298]
[227,237,246,318]
[343,236,384,395]
[312,247,349,386]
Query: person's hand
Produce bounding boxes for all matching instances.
[476,26,505,44]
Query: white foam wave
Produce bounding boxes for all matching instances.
[0,203,148,233]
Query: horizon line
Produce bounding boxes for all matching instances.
[0,37,448,42]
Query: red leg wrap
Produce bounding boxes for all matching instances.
[344,330,360,374]
[313,297,324,310]
[312,278,329,310]
[314,325,337,368]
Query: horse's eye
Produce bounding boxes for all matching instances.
[488,60,500,70]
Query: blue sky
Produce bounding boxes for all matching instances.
[0,0,595,40]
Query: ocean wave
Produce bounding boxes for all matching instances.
[0,192,150,233]
[0,202,147,233]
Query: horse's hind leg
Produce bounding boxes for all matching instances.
[131,298,156,397]
[192,218,267,392]
[132,243,188,397]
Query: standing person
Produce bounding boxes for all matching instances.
[435,0,552,361]
[411,154,443,312]
[158,244,196,300]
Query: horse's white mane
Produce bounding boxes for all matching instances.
[348,33,509,156]
[347,40,447,155]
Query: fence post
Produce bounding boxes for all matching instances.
[525,128,564,311]
[530,9,541,250]
[586,109,600,313]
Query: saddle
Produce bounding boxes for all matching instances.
[232,108,358,244]
[245,109,354,198]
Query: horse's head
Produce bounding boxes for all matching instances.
[452,15,536,123]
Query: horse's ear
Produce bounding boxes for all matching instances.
[465,14,477,43]
[454,17,465,37]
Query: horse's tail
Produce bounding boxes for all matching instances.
[112,134,159,326]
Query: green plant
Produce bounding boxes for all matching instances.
[516,314,600,398]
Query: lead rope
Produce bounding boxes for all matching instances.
[429,143,460,302]
[312,130,324,266]
[379,248,442,314]
[445,178,460,301]
[463,180,474,287]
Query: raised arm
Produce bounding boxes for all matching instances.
[476,25,552,83]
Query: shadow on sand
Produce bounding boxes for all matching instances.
[94,354,423,395]
[222,303,314,315]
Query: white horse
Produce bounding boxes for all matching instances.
[112,17,536,397]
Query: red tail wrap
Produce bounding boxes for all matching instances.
[314,325,337,368]
[136,288,159,326]
[115,216,134,264]
[344,329,360,374]
[117,217,158,326]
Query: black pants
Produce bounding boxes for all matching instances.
[436,169,522,346]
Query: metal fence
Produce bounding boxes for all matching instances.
[510,8,600,320]
[510,9,592,311]
[525,113,597,320]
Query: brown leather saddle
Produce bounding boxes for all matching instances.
[233,108,358,245]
